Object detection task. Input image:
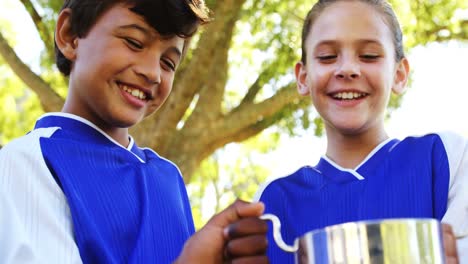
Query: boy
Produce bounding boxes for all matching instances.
[256,0,467,263]
[0,0,268,263]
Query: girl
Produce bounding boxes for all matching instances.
[256,0,467,263]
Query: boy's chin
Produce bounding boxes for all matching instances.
[110,110,158,129]
[144,105,161,118]
[110,114,145,128]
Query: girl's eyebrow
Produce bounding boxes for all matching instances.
[313,39,384,50]
[355,39,384,46]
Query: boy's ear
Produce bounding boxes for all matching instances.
[55,8,78,61]
[295,61,310,96]
[392,57,410,95]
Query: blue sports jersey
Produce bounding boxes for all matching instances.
[256,134,464,263]
[28,113,194,263]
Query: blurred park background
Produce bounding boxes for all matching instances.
[1,0,467,228]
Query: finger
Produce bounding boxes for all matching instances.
[207,200,265,231]
[445,256,458,264]
[442,224,458,260]
[226,217,268,239]
[232,200,265,218]
[226,235,268,258]
[442,223,454,234]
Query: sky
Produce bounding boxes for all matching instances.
[2,1,468,185]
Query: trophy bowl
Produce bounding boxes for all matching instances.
[261,215,445,264]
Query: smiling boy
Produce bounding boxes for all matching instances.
[58,3,187,142]
[0,0,268,263]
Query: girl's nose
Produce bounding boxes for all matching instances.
[335,57,360,80]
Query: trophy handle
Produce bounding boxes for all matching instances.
[260,214,299,253]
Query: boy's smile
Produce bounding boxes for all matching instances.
[119,81,151,100]
[296,1,408,137]
[58,3,184,145]
[117,80,152,107]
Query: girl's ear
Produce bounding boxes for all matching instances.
[295,61,310,96]
[55,8,78,61]
[392,57,410,95]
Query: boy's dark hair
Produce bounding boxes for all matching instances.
[55,0,211,76]
[300,0,404,64]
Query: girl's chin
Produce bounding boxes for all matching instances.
[329,123,368,135]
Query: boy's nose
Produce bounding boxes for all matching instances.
[135,58,161,85]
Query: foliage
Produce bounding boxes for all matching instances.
[187,133,275,229]
[0,14,42,144]
[0,61,42,144]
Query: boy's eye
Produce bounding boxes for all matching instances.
[125,38,143,49]
[161,58,176,71]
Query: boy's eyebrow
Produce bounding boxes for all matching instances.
[118,24,152,35]
[117,24,183,57]
[168,47,182,59]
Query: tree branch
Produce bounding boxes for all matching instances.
[227,98,309,144]
[0,31,63,112]
[192,91,309,175]
[18,0,55,62]
[237,61,279,107]
[238,75,263,106]
[221,83,300,133]
[135,0,247,150]
[183,0,243,129]
[195,15,239,117]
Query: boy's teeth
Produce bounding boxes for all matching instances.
[121,84,147,100]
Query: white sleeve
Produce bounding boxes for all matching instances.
[0,129,82,264]
[438,131,468,263]
[458,237,468,264]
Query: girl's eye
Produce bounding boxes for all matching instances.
[161,59,176,71]
[360,54,380,60]
[125,38,143,49]
[316,55,337,62]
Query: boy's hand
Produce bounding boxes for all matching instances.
[175,200,268,264]
[442,223,459,264]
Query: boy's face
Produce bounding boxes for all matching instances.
[62,3,184,130]
[295,1,408,136]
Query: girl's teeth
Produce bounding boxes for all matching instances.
[334,92,364,100]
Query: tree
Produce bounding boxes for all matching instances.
[1,0,467,183]
[187,132,277,228]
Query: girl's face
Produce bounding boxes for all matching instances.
[295,1,409,137]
